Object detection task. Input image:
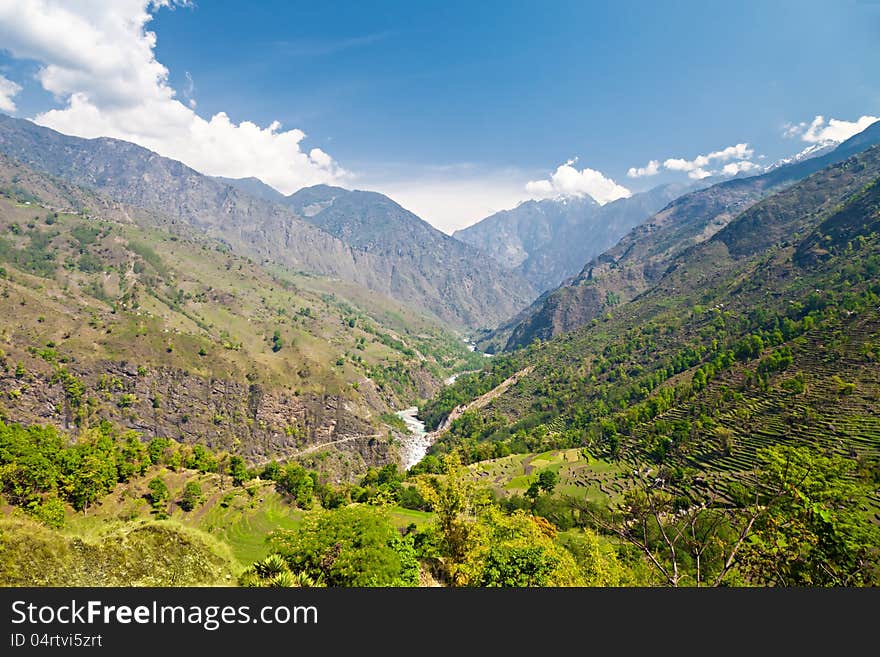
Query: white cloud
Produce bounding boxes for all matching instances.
[0,0,345,193]
[627,142,758,181]
[783,121,807,138]
[721,160,761,176]
[785,114,879,144]
[0,74,21,113]
[663,143,753,173]
[525,158,631,204]
[627,159,660,178]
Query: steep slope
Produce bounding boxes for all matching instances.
[0,115,532,328]
[501,121,880,349]
[455,185,690,292]
[422,143,880,509]
[454,195,599,272]
[0,155,484,475]
[284,184,537,328]
[212,175,286,203]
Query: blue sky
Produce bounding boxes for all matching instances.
[0,1,878,231]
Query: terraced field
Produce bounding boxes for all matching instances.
[632,308,880,510]
[470,449,631,504]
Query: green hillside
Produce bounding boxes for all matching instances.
[0,161,482,474]
[425,145,880,518]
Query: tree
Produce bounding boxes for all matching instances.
[416,452,480,569]
[277,463,315,509]
[187,444,216,473]
[179,480,203,512]
[147,437,171,465]
[63,432,118,513]
[147,477,169,515]
[116,432,148,481]
[229,455,249,486]
[537,469,559,494]
[738,445,880,586]
[466,509,583,587]
[271,329,283,352]
[566,481,762,587]
[261,460,281,481]
[268,505,419,586]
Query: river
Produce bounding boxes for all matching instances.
[395,406,431,470]
[394,338,487,469]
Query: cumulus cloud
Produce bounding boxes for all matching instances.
[0,0,345,193]
[663,143,753,173]
[0,74,21,113]
[721,160,761,176]
[627,159,660,178]
[784,114,879,144]
[525,158,631,204]
[627,142,757,180]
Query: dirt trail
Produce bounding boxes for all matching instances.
[250,432,384,468]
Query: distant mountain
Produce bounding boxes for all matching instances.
[496,119,880,350]
[0,114,533,328]
[212,175,286,203]
[454,195,599,271]
[763,142,837,172]
[282,184,537,327]
[455,184,691,292]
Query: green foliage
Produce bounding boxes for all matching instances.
[0,229,57,277]
[229,455,249,486]
[0,423,129,513]
[380,412,408,433]
[238,553,319,587]
[459,508,583,587]
[271,328,283,352]
[0,516,236,586]
[537,469,558,494]
[556,530,629,586]
[116,393,137,408]
[268,505,419,586]
[147,437,171,465]
[179,480,203,512]
[186,444,217,473]
[147,476,169,514]
[77,252,103,273]
[27,496,66,528]
[276,463,315,508]
[70,224,101,248]
[739,445,880,586]
[127,239,169,279]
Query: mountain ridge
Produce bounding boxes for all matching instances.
[495,121,880,350]
[0,114,534,329]
[455,183,693,293]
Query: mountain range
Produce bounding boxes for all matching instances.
[454,184,694,293]
[0,114,534,329]
[483,120,880,351]
[2,109,879,589]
